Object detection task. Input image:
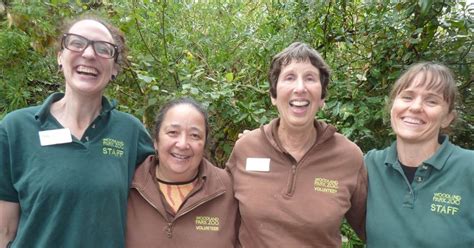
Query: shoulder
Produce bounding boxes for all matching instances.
[109,110,151,138]
[450,143,474,157]
[315,119,360,155]
[226,126,267,171]
[446,143,474,168]
[204,159,230,183]
[131,155,155,186]
[365,148,389,159]
[110,110,144,126]
[234,126,264,147]
[320,132,364,168]
[332,132,363,155]
[364,146,392,169]
[2,106,39,123]
[1,106,40,133]
[204,160,230,182]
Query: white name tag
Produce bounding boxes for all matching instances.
[245,158,270,172]
[39,128,72,146]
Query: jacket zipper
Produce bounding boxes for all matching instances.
[286,164,297,196]
[284,143,315,196]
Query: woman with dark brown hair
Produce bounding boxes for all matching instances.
[0,16,154,247]
[126,98,238,247]
[226,42,367,247]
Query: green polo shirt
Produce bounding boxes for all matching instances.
[365,136,474,248]
[0,93,154,248]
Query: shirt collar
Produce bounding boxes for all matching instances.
[384,135,453,171]
[384,141,399,167]
[34,93,117,124]
[34,93,64,124]
[424,135,454,170]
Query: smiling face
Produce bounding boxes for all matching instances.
[271,60,325,131]
[390,72,454,145]
[58,19,117,97]
[155,104,206,182]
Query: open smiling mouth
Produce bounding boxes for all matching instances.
[290,100,309,107]
[76,65,99,77]
[171,153,191,160]
[402,116,425,125]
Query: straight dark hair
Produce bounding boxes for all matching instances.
[153,97,209,147]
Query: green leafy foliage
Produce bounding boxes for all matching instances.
[1,1,472,245]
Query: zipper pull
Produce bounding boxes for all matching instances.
[166,222,173,238]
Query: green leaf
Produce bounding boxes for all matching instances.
[190,87,199,95]
[137,74,155,83]
[419,0,433,15]
[225,72,234,82]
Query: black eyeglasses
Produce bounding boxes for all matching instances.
[61,33,119,61]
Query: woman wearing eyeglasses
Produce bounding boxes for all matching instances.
[0,16,154,248]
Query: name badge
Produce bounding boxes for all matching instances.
[246,158,270,172]
[39,128,72,146]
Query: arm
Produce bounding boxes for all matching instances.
[345,163,368,241]
[0,200,19,247]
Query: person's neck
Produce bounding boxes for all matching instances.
[50,91,102,139]
[155,165,198,185]
[277,122,316,161]
[396,138,440,167]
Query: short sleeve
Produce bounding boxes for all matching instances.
[0,121,19,202]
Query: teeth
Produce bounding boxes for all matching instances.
[290,100,309,107]
[77,66,98,76]
[403,117,423,124]
[172,153,190,159]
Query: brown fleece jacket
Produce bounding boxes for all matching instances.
[226,118,367,248]
[126,156,239,248]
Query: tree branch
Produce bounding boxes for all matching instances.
[132,0,160,64]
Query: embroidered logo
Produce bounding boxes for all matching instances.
[431,192,461,215]
[195,216,220,232]
[102,138,125,157]
[314,177,339,193]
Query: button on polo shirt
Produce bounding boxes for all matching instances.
[365,136,474,247]
[0,92,154,248]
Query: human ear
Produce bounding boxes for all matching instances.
[153,140,160,155]
[441,111,455,128]
[112,61,119,78]
[271,96,277,106]
[57,52,62,66]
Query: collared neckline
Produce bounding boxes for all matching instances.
[264,117,336,154]
[423,135,453,170]
[384,135,454,171]
[34,92,117,125]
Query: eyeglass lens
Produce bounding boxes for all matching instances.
[64,34,116,59]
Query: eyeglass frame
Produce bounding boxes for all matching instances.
[61,33,119,62]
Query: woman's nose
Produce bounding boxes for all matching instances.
[408,98,423,111]
[175,135,189,149]
[81,45,96,58]
[293,78,306,93]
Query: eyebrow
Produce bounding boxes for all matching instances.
[189,126,204,133]
[281,69,319,76]
[166,124,204,133]
[304,71,319,76]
